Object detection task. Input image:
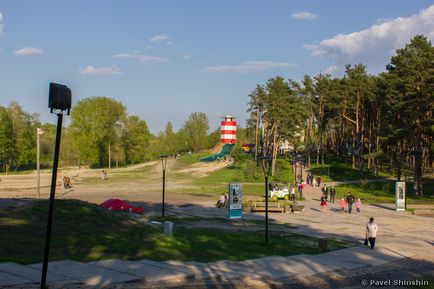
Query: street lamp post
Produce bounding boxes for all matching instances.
[159,155,169,219]
[298,156,303,199]
[37,128,44,199]
[259,156,272,244]
[40,83,71,289]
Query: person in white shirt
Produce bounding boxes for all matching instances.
[365,217,379,249]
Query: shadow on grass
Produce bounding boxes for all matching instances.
[0,198,356,265]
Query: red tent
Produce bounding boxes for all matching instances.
[100,199,144,213]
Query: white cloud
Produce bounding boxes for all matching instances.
[183,54,192,60]
[114,51,169,64]
[79,65,122,76]
[14,47,44,56]
[376,17,393,24]
[304,5,434,71]
[205,61,297,74]
[0,12,4,33]
[291,11,318,21]
[323,63,340,75]
[150,34,170,43]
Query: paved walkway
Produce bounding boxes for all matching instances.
[0,243,426,288]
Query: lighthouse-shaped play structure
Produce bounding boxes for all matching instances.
[200,115,236,161]
[220,115,237,144]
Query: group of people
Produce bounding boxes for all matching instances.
[62,176,72,189]
[306,173,322,187]
[339,192,362,214]
[319,185,361,214]
[316,181,378,249]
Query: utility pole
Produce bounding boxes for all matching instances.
[37,128,44,199]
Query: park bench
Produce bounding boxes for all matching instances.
[251,201,292,213]
[292,205,305,214]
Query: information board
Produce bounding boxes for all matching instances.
[228,183,242,219]
[395,182,406,211]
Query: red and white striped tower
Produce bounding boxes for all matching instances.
[221,115,236,144]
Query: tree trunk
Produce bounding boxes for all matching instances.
[352,129,356,169]
[108,141,111,169]
[413,133,423,196]
[360,99,364,170]
[375,108,381,175]
[355,94,360,169]
[396,141,402,181]
[254,110,260,161]
[271,126,278,176]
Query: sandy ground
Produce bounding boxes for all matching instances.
[0,158,230,205]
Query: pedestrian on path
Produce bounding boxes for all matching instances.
[317,176,321,187]
[330,186,336,203]
[346,192,354,214]
[290,186,296,201]
[339,198,346,213]
[320,193,327,213]
[365,217,379,249]
[321,184,328,201]
[355,198,362,213]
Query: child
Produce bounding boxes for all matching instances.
[320,194,327,213]
[63,176,68,189]
[355,198,362,213]
[339,198,346,213]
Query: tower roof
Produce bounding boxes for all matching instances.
[222,115,235,119]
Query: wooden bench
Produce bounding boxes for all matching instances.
[251,202,291,213]
[292,205,305,213]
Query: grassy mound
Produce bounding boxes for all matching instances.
[0,199,351,264]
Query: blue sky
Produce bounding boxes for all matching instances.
[1,1,433,133]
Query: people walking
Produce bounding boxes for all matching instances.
[346,192,354,214]
[321,184,328,201]
[320,193,327,213]
[330,186,336,203]
[317,176,322,187]
[365,217,379,249]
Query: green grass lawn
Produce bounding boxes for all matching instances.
[0,199,351,264]
[335,179,434,204]
[183,155,295,196]
[309,162,387,183]
[171,153,209,171]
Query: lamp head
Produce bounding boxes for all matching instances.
[49,83,71,115]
